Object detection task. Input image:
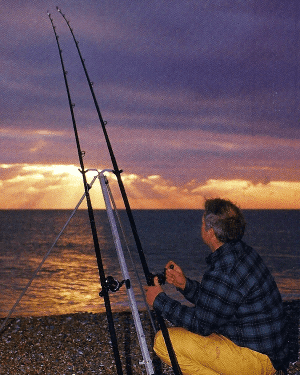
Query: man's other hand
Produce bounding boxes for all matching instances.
[145,276,164,308]
[165,261,187,290]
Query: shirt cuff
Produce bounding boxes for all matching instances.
[178,277,193,295]
[153,292,170,313]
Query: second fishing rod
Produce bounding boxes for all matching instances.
[47,12,123,375]
[56,7,183,375]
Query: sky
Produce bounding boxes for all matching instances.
[0,0,299,209]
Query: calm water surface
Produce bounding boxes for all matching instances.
[0,210,299,317]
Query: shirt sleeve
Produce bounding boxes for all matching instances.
[153,270,243,336]
[178,277,202,304]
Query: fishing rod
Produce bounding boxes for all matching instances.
[56,8,182,375]
[47,12,123,375]
[56,6,150,283]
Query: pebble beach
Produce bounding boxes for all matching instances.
[0,307,299,375]
[0,311,172,375]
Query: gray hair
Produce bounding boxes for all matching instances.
[204,198,246,243]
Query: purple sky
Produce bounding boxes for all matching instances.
[0,0,299,209]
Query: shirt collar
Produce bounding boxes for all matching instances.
[205,242,237,266]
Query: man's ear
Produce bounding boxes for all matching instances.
[207,227,215,238]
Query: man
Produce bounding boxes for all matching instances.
[146,198,289,375]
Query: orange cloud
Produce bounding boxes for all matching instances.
[192,179,300,209]
[0,164,299,210]
[0,164,92,209]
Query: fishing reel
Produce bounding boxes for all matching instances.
[148,264,174,286]
[99,276,130,297]
[148,270,167,286]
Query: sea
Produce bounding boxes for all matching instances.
[0,209,299,318]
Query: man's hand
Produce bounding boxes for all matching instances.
[145,276,164,308]
[165,261,186,290]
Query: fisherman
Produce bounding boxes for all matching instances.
[145,198,289,375]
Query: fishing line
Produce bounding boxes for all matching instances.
[47,12,123,374]
[0,176,97,334]
[56,8,183,374]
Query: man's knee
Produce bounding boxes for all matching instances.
[154,327,190,359]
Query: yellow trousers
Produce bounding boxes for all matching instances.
[154,327,277,375]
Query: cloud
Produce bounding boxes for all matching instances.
[2,1,300,135]
[118,174,300,209]
[192,179,300,209]
[1,164,299,210]
[1,123,298,186]
[0,164,85,209]
[0,1,299,209]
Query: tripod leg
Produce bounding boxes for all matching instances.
[99,171,155,375]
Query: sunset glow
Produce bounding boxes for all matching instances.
[0,2,299,210]
[0,164,298,210]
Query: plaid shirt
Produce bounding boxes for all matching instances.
[153,240,289,371]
